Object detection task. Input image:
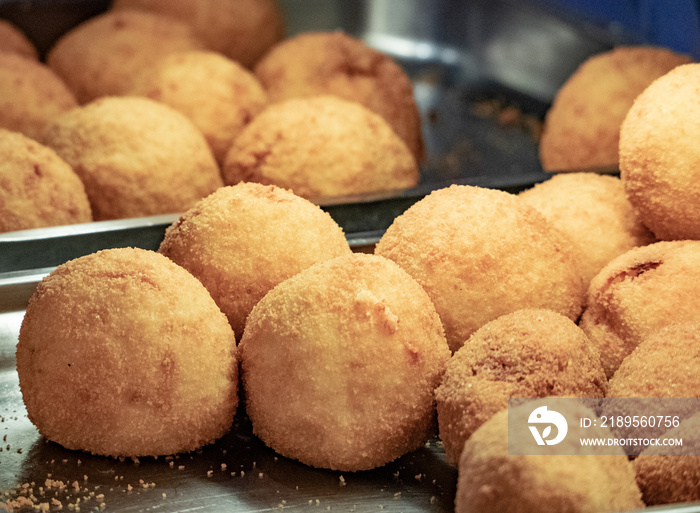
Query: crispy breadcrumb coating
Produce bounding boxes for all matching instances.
[375,185,585,351]
[436,309,606,465]
[42,96,223,221]
[0,52,77,141]
[634,411,700,506]
[255,32,424,162]
[46,10,205,104]
[16,248,238,458]
[519,173,655,287]
[0,129,91,232]
[540,46,690,171]
[579,241,700,378]
[129,51,267,164]
[455,403,644,513]
[239,253,450,471]
[159,183,352,338]
[111,0,284,68]
[222,96,418,199]
[620,63,700,240]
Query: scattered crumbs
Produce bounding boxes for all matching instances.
[339,475,346,487]
[114,476,119,482]
[222,449,227,455]
[325,507,330,511]
[83,476,88,483]
[273,457,278,462]
[166,456,174,461]
[393,492,402,499]
[252,461,257,468]
[206,471,214,478]
[240,471,245,478]
[150,483,155,488]
[379,506,384,510]
[220,463,227,471]
[162,493,167,499]
[2,435,5,442]
[178,466,185,471]
[295,486,298,491]
[99,503,106,510]
[126,485,133,492]
[71,482,80,492]
[15,448,21,454]
[392,471,399,478]
[414,474,422,481]
[132,457,140,466]
[77,460,81,466]
[432,479,436,485]
[230,472,236,477]
[429,496,437,504]
[308,500,313,505]
[315,499,320,505]
[62,459,68,464]
[277,504,284,509]
[96,495,104,501]
[169,461,175,468]
[258,473,263,479]
[5,445,8,451]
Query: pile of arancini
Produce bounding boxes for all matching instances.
[0,4,426,233]
[8,7,700,512]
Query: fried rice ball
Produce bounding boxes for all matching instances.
[129,50,268,164]
[634,412,700,505]
[455,403,644,513]
[607,322,700,398]
[111,0,284,68]
[579,241,700,379]
[620,63,700,240]
[42,96,223,221]
[519,173,655,287]
[0,20,38,59]
[239,253,451,471]
[375,185,585,352]
[0,129,91,232]
[222,96,419,199]
[46,10,206,104]
[539,46,691,171]
[436,309,607,465]
[0,52,77,141]
[16,248,238,458]
[254,31,424,162]
[158,183,352,338]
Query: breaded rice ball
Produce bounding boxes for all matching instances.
[254,32,424,162]
[16,248,238,458]
[607,322,700,398]
[0,20,38,59]
[0,52,77,141]
[634,412,700,505]
[46,10,205,104]
[0,129,91,232]
[239,253,451,471]
[620,63,700,240]
[129,50,268,164]
[436,309,606,465]
[375,185,585,352]
[222,96,419,199]
[519,173,655,287]
[42,96,223,221]
[111,0,284,68]
[158,183,352,338]
[580,241,700,379]
[456,403,644,513]
[539,46,691,171]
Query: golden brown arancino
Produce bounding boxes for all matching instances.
[158,183,352,338]
[42,96,223,221]
[0,129,91,232]
[579,241,700,379]
[239,253,451,471]
[375,184,585,352]
[254,31,424,162]
[436,308,606,465]
[16,248,238,458]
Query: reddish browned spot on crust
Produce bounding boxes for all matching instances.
[607,261,662,288]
